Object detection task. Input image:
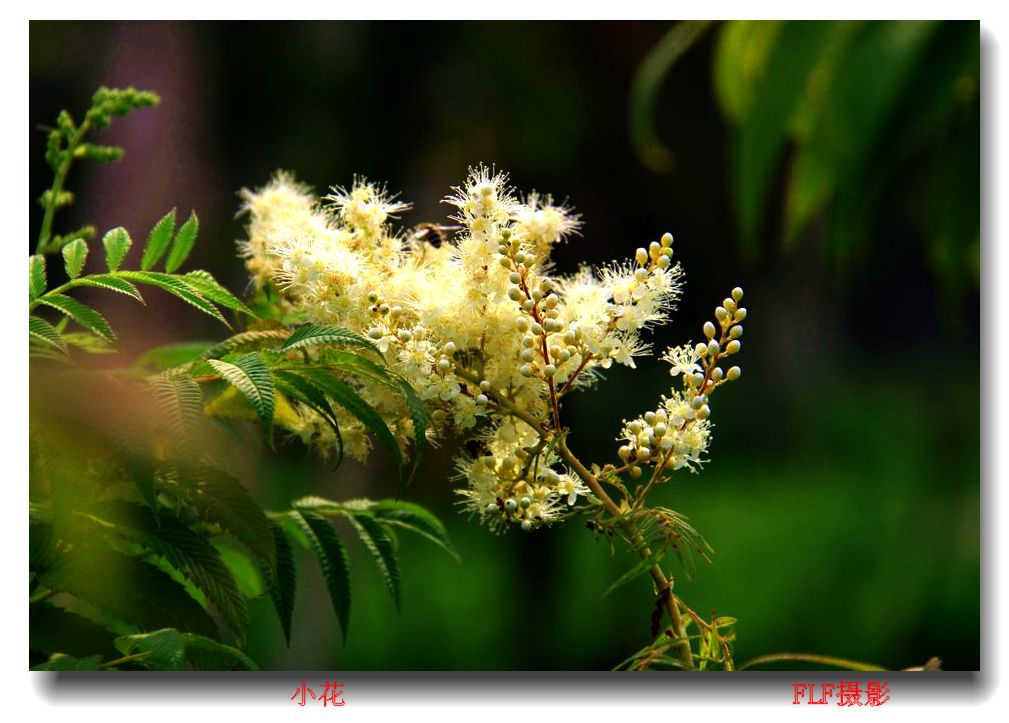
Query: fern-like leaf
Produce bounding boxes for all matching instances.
[114,628,258,671]
[282,324,381,356]
[75,274,145,302]
[190,468,276,573]
[201,330,290,359]
[29,315,67,354]
[115,270,229,326]
[265,519,296,646]
[164,211,198,273]
[29,254,46,300]
[290,510,351,641]
[346,513,400,610]
[141,208,176,271]
[181,270,254,316]
[368,500,459,561]
[102,227,132,272]
[37,293,116,344]
[61,238,88,279]
[206,353,275,435]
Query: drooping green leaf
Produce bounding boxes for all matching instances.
[273,371,344,464]
[347,513,400,610]
[288,368,402,483]
[784,21,939,242]
[61,238,89,278]
[136,341,214,371]
[102,227,132,272]
[39,539,218,638]
[37,293,116,344]
[207,353,275,435]
[369,500,459,561]
[713,20,783,122]
[191,468,276,572]
[141,208,176,271]
[95,501,248,638]
[729,21,841,250]
[29,254,46,300]
[29,315,67,353]
[290,510,351,640]
[164,211,198,273]
[75,274,145,302]
[181,270,254,317]
[201,330,291,360]
[114,270,229,326]
[602,553,664,598]
[282,324,381,356]
[265,519,296,646]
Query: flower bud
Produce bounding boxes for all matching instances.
[712,367,724,381]
[437,358,451,372]
[695,342,709,357]
[480,380,491,392]
[531,323,544,336]
[505,498,518,512]
[732,287,744,302]
[544,364,557,377]
[715,306,728,322]
[558,349,571,362]
[519,364,534,377]
[635,248,648,265]
[444,341,457,354]
[522,335,535,348]
[707,340,720,356]
[509,272,521,284]
[649,241,661,257]
[499,256,512,268]
[657,255,671,269]
[660,232,674,247]
[727,366,741,381]
[723,297,736,312]
[521,348,535,362]
[703,321,716,339]
[630,466,643,479]
[514,252,526,265]
[516,317,530,332]
[545,294,559,308]
[730,325,743,339]
[735,307,747,321]
[476,394,488,405]
[520,497,531,508]
[696,405,710,420]
[368,328,383,339]
[521,520,533,531]
[644,411,656,425]
[397,329,412,341]
[726,340,741,354]
[486,503,498,513]
[660,436,673,450]
[618,445,632,460]
[522,299,535,311]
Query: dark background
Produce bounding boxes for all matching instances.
[29,21,980,670]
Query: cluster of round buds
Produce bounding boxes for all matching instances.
[617,394,710,477]
[634,232,675,271]
[684,286,746,397]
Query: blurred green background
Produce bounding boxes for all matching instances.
[29,20,980,670]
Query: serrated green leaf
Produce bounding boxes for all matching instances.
[75,274,145,302]
[347,514,400,610]
[179,632,259,671]
[602,553,664,599]
[287,368,403,483]
[30,603,117,661]
[37,293,116,344]
[165,211,198,273]
[201,330,290,359]
[96,501,248,638]
[273,371,344,465]
[290,510,351,641]
[102,227,132,272]
[148,373,204,451]
[29,315,67,353]
[29,255,46,299]
[370,500,459,561]
[191,468,276,572]
[39,539,217,638]
[265,519,296,646]
[207,353,275,435]
[181,270,255,316]
[136,341,213,371]
[61,238,89,278]
[282,324,381,356]
[141,208,176,271]
[114,270,229,326]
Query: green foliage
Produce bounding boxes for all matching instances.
[29,87,456,671]
[634,20,979,302]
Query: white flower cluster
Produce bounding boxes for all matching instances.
[617,288,746,478]
[239,166,687,530]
